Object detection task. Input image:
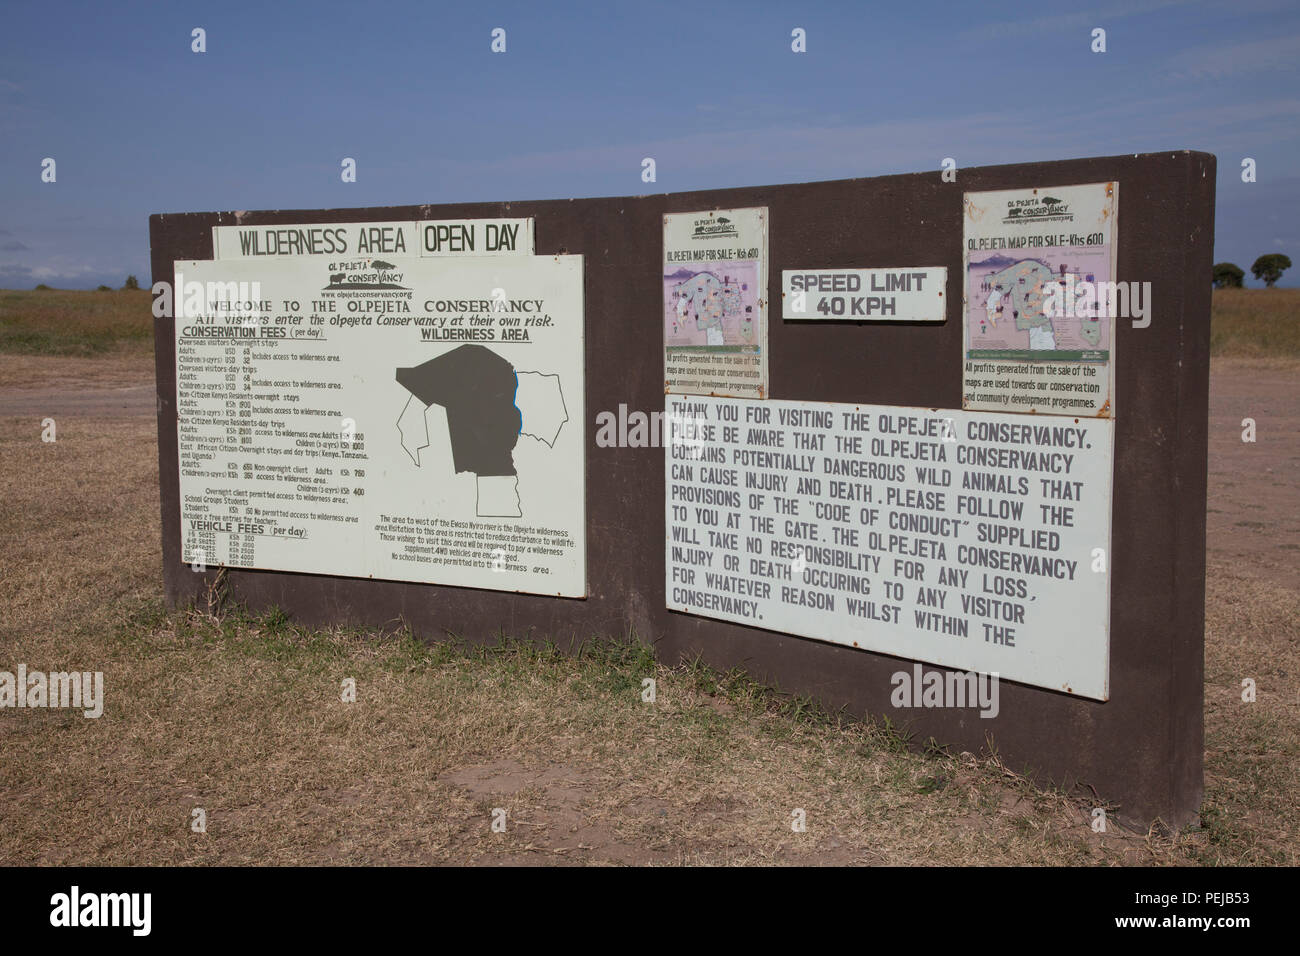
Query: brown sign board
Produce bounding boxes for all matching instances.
[150,151,1214,827]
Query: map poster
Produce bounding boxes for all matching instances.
[962,183,1118,417]
[172,253,585,597]
[663,207,768,399]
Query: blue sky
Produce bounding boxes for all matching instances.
[1,0,1297,288]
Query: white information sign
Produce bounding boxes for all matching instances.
[781,268,947,321]
[212,219,534,259]
[174,253,584,596]
[665,396,1112,698]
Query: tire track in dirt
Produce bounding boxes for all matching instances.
[0,383,154,418]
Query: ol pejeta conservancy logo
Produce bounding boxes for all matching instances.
[1003,195,1073,224]
[691,216,739,240]
[323,259,408,290]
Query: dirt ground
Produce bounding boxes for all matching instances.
[1,352,1296,865]
[6,353,1293,579]
[0,353,154,418]
[1206,358,1300,589]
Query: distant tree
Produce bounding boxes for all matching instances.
[97,284,112,291]
[1250,254,1291,288]
[122,275,140,290]
[1212,262,1245,288]
[34,283,52,290]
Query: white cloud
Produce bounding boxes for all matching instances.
[1164,33,1300,80]
[460,91,1300,192]
[960,0,1198,40]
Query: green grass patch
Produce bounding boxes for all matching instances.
[0,288,154,355]
[1210,288,1300,358]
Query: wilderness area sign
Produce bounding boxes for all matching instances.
[173,245,585,597]
[211,218,534,259]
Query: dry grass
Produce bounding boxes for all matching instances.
[1210,288,1300,358]
[0,351,155,390]
[1199,565,1300,864]
[1,284,1297,864]
[1,408,1295,865]
[8,600,1152,866]
[0,288,153,356]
